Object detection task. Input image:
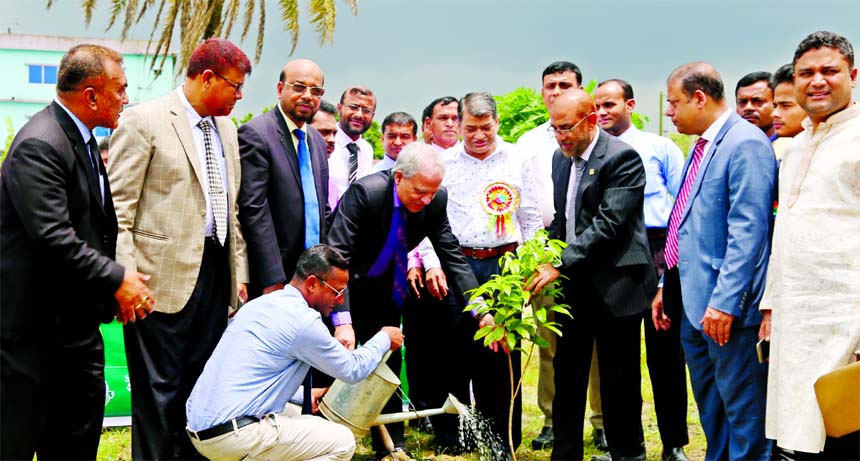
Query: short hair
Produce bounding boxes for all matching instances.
[772,64,795,88]
[293,245,348,281]
[423,96,458,122]
[382,112,417,136]
[668,62,725,101]
[735,71,773,95]
[339,86,375,105]
[392,142,445,179]
[541,61,583,86]
[97,136,110,152]
[316,100,337,117]
[597,79,635,100]
[458,91,497,120]
[56,44,123,93]
[793,30,854,68]
[186,38,252,79]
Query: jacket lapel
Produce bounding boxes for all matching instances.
[274,109,302,183]
[51,102,106,216]
[679,113,739,224]
[168,91,205,189]
[573,129,606,227]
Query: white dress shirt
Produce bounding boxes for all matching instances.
[516,120,559,228]
[328,127,374,201]
[371,154,396,173]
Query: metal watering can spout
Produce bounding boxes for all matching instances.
[372,394,466,426]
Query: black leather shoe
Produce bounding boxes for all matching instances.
[591,453,645,461]
[531,426,554,450]
[662,447,690,461]
[592,428,608,451]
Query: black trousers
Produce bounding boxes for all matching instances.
[551,285,645,461]
[1,332,105,460]
[124,238,229,460]
[402,287,447,413]
[643,228,689,448]
[351,274,406,455]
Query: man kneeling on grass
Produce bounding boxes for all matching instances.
[185,245,403,460]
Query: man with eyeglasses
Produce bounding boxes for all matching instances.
[238,59,331,300]
[526,89,654,461]
[108,38,252,460]
[329,86,377,203]
[186,244,404,461]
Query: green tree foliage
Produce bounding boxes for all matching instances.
[1,117,14,165]
[363,120,384,160]
[51,0,358,75]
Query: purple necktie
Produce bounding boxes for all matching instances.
[664,137,708,270]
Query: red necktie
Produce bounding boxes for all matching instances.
[664,137,708,270]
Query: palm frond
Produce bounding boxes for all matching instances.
[153,0,180,75]
[308,0,336,46]
[106,0,126,31]
[204,0,225,38]
[121,0,140,39]
[81,0,97,26]
[178,0,212,72]
[254,0,264,62]
[144,0,166,62]
[135,0,156,22]
[222,0,240,39]
[345,0,357,16]
[240,0,255,43]
[277,0,300,55]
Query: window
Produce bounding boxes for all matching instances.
[28,64,58,84]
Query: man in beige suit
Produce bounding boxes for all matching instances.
[108,39,251,460]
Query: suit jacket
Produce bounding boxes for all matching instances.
[549,129,656,317]
[327,171,479,314]
[237,108,330,296]
[108,89,248,314]
[0,102,125,341]
[673,112,775,330]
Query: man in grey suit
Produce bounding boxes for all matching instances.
[238,59,331,299]
[528,90,654,461]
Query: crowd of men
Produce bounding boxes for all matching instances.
[0,29,857,461]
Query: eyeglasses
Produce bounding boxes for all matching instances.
[345,103,375,116]
[211,70,244,95]
[286,81,325,97]
[548,114,591,136]
[319,278,347,298]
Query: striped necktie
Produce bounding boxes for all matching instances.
[198,119,227,246]
[664,137,708,270]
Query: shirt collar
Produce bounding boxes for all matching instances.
[277,103,303,135]
[54,98,92,144]
[701,107,732,143]
[335,126,360,147]
[576,127,599,163]
[177,85,214,131]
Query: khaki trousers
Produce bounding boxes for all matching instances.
[188,413,355,461]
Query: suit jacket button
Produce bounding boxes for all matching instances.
[200,209,206,216]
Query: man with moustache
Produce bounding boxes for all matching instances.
[654,62,775,461]
[372,112,418,172]
[423,96,461,150]
[0,44,153,460]
[526,89,654,461]
[593,79,688,461]
[517,61,609,452]
[770,64,808,160]
[108,38,252,459]
[328,86,377,202]
[736,72,777,140]
[238,59,331,299]
[761,31,859,460]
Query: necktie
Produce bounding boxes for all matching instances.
[86,135,104,206]
[664,137,708,270]
[392,207,408,307]
[565,157,585,244]
[346,142,359,183]
[198,120,228,246]
[293,129,321,249]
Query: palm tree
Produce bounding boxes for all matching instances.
[47,0,358,75]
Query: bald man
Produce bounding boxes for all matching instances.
[527,90,654,461]
[238,59,331,298]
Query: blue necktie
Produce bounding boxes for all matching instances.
[294,129,320,249]
[393,207,408,307]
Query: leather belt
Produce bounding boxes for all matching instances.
[187,416,260,441]
[460,242,518,260]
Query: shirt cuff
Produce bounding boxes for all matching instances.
[407,248,423,270]
[330,311,352,326]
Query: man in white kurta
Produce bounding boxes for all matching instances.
[760,31,860,458]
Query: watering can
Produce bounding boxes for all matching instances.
[319,351,467,437]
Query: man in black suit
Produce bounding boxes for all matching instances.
[528,90,654,461]
[0,44,153,460]
[238,59,330,299]
[327,142,496,459]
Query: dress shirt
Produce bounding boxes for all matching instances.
[54,98,104,202]
[617,127,684,228]
[431,140,461,152]
[328,128,374,201]
[700,108,733,160]
[516,121,559,228]
[186,285,390,431]
[565,129,598,221]
[371,154,396,173]
[177,87,228,237]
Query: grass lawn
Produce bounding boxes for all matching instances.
[97,330,706,460]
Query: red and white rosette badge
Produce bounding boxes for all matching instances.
[481,181,520,238]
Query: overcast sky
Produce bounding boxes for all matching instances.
[3,0,859,134]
